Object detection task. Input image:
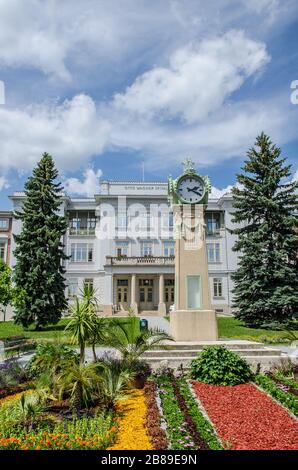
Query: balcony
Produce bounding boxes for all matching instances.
[105,255,175,266]
[69,227,96,236]
[205,227,224,237]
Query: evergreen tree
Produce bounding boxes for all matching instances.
[14,153,68,328]
[231,133,298,327]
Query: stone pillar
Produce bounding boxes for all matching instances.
[130,274,138,314]
[170,204,218,340]
[158,273,166,315]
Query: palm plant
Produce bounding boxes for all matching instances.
[26,342,79,377]
[105,321,173,365]
[33,372,63,403]
[65,298,95,363]
[16,393,44,431]
[88,316,114,362]
[96,358,132,410]
[58,362,100,414]
[80,284,99,308]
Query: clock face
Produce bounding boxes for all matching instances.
[177,175,205,203]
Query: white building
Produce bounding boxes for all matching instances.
[9,181,238,316]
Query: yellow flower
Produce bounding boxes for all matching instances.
[108,390,152,451]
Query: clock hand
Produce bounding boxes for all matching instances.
[187,187,203,196]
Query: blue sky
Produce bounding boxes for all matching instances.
[0,0,297,208]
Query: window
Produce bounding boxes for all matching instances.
[213,278,223,298]
[0,218,9,230]
[207,242,220,263]
[161,212,174,230]
[117,279,129,286]
[69,211,96,235]
[117,212,127,231]
[141,241,153,257]
[71,243,93,262]
[84,278,94,290]
[139,279,154,287]
[163,241,175,257]
[187,275,201,309]
[0,242,6,261]
[205,212,223,235]
[68,278,78,298]
[115,241,129,257]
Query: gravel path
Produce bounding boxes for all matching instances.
[192,381,298,450]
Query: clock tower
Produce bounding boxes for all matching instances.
[168,158,218,341]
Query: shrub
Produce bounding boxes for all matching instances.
[26,342,79,378]
[190,346,252,386]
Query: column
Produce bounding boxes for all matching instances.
[130,274,138,314]
[158,273,166,315]
[102,274,113,316]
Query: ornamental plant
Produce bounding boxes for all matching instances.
[190,346,252,386]
[26,342,79,378]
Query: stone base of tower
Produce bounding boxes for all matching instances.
[170,310,218,341]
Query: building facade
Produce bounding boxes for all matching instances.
[9,181,238,317]
[0,211,13,265]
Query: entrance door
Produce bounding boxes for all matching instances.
[139,279,154,311]
[117,279,129,310]
[165,279,175,312]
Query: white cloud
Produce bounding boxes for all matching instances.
[0,94,110,173]
[0,0,296,83]
[113,31,270,124]
[0,176,9,191]
[108,95,296,169]
[63,168,102,197]
[292,169,298,182]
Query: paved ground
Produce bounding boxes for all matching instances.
[140,315,170,332]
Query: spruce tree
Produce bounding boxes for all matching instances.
[14,153,68,328]
[231,133,298,327]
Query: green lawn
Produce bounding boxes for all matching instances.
[166,315,295,344]
[0,316,140,343]
[217,317,295,344]
[0,316,295,345]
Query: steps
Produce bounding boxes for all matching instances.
[141,340,283,371]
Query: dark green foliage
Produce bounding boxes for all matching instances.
[190,346,252,386]
[13,153,68,328]
[231,133,298,327]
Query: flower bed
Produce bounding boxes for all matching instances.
[0,383,30,401]
[255,374,298,416]
[192,381,298,450]
[0,390,32,406]
[266,372,298,396]
[0,413,117,450]
[176,378,223,450]
[144,381,168,450]
[156,375,198,450]
[108,389,152,450]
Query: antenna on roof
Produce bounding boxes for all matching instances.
[142,160,145,182]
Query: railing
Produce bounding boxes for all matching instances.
[69,228,96,236]
[205,228,223,236]
[105,255,175,266]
